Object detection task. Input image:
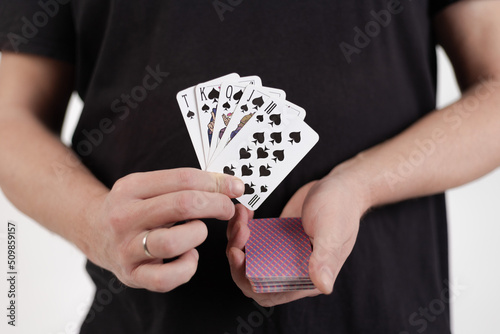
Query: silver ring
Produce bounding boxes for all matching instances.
[143,230,154,258]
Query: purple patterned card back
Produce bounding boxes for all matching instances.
[245,217,312,280]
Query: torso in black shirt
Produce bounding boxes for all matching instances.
[0,0,457,333]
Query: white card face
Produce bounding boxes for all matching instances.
[177,73,239,169]
[208,86,286,165]
[208,76,262,162]
[263,86,286,100]
[178,74,319,211]
[177,87,206,170]
[208,102,319,210]
[284,100,306,121]
[194,73,240,169]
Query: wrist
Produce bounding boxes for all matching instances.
[326,152,376,215]
[73,189,108,260]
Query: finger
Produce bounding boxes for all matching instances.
[130,220,207,263]
[130,248,199,292]
[305,210,348,295]
[226,205,251,253]
[280,181,317,218]
[308,236,341,295]
[248,207,255,220]
[227,247,253,292]
[226,204,248,240]
[132,190,236,230]
[114,168,244,199]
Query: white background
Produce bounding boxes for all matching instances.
[0,47,499,333]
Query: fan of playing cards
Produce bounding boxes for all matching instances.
[177,73,319,211]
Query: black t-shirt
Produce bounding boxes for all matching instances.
[0,1,460,333]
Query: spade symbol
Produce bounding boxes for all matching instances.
[233,90,243,101]
[260,185,268,193]
[256,115,264,123]
[186,110,195,119]
[259,164,271,177]
[269,114,281,127]
[223,165,235,176]
[239,147,251,159]
[241,164,254,176]
[252,132,265,145]
[257,146,269,159]
[223,102,231,110]
[208,88,219,102]
[240,104,248,112]
[270,132,282,145]
[272,150,285,162]
[252,96,264,109]
[244,183,255,195]
[202,104,210,113]
[289,131,301,144]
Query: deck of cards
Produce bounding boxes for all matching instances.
[245,218,314,293]
[177,73,319,211]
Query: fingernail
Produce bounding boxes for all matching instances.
[320,266,334,293]
[231,178,245,197]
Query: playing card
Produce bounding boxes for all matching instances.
[177,74,319,211]
[176,87,207,170]
[208,76,262,162]
[208,85,286,166]
[284,100,306,121]
[194,73,240,168]
[177,73,239,169]
[262,86,286,100]
[245,217,314,293]
[249,285,316,293]
[208,106,319,211]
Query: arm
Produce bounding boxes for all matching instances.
[340,1,500,208]
[227,0,500,306]
[0,53,104,246]
[0,52,244,291]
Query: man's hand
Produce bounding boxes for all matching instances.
[86,168,244,292]
[0,54,247,293]
[227,169,369,306]
[226,204,321,307]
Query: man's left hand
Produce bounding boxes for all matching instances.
[227,171,369,306]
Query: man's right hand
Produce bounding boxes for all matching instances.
[85,168,244,292]
[0,54,245,294]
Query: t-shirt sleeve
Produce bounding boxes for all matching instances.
[429,0,462,16]
[0,0,75,63]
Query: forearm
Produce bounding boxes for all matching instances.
[335,78,500,211]
[0,105,108,254]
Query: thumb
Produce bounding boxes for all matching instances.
[308,234,341,294]
[280,181,317,218]
[301,179,361,295]
[303,202,343,295]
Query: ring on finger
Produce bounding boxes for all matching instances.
[143,230,155,258]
